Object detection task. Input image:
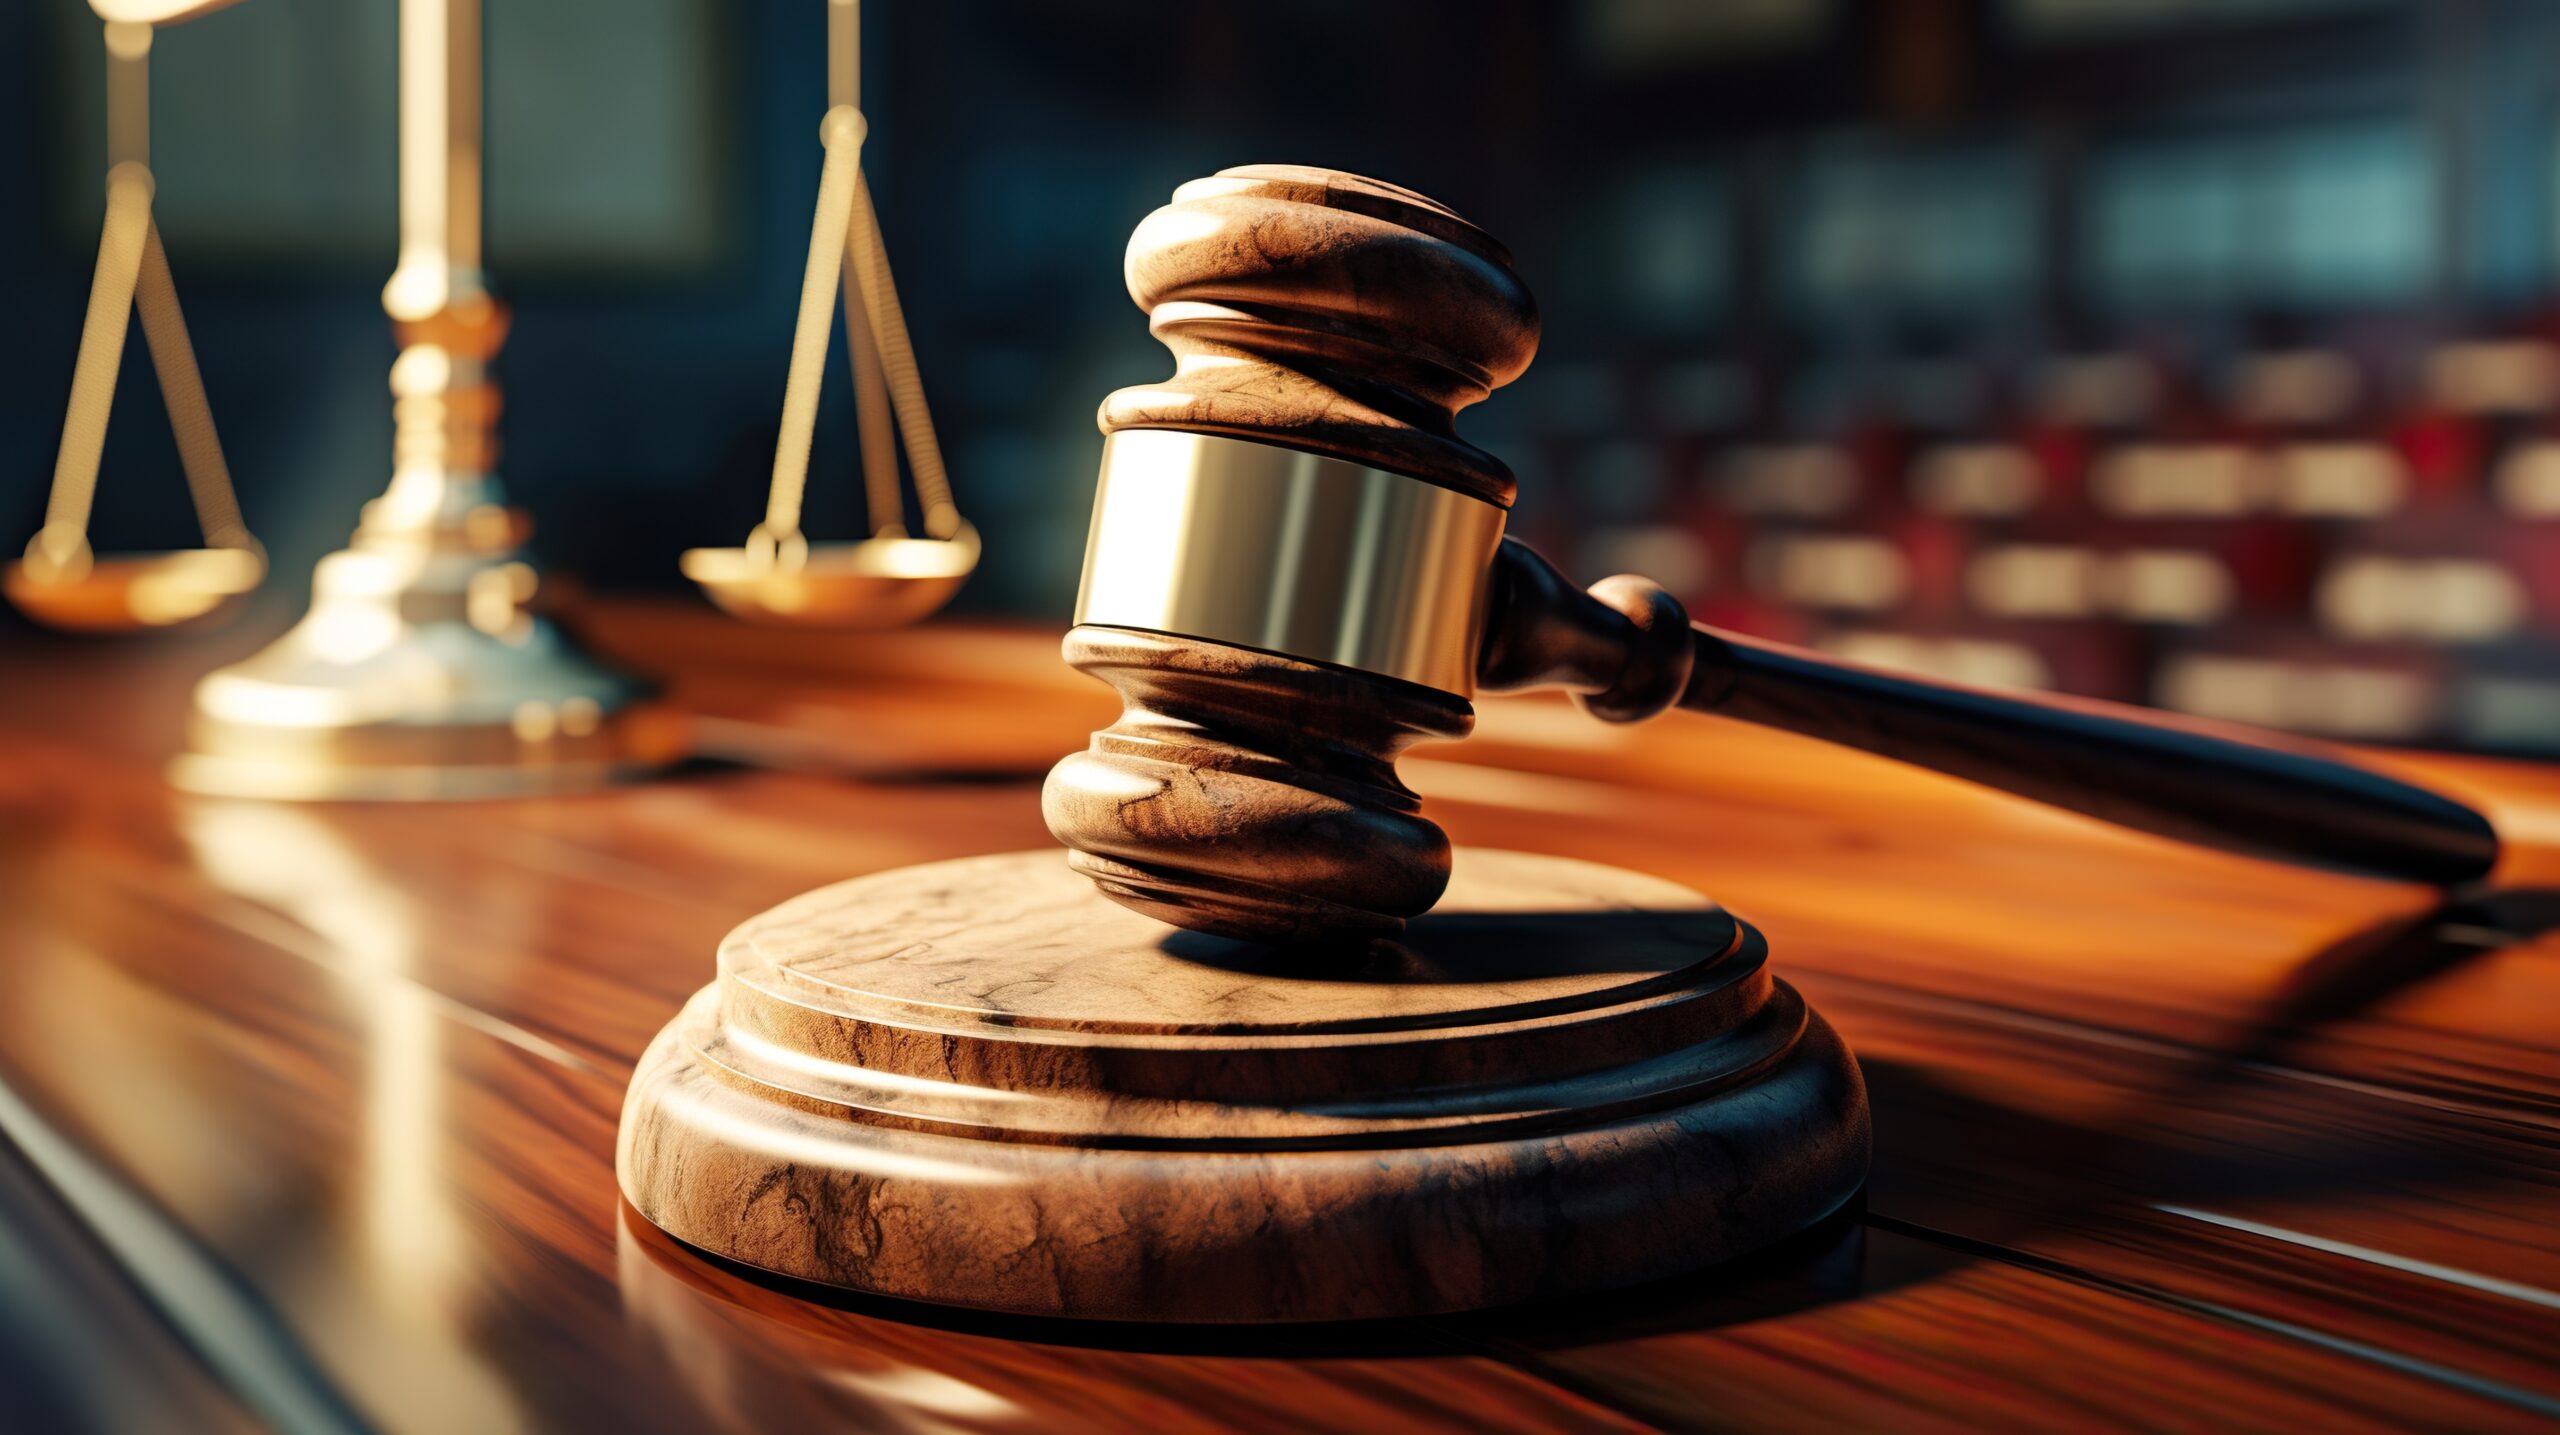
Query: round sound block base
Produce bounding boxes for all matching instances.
[617,849,1869,1324]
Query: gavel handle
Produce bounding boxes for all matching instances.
[1479,538,2500,887]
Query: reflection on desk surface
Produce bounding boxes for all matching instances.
[1,606,2556,1433]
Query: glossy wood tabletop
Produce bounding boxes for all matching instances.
[3,601,2556,1434]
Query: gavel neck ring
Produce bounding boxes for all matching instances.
[1071,429,1507,700]
[1069,426,1709,725]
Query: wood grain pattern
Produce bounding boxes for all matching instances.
[1484,537,2497,885]
[1052,163,1542,942]
[1045,626,1472,942]
[3,609,2558,1430]
[1103,164,1538,505]
[618,850,1866,1321]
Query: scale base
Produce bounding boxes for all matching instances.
[618,848,1869,1324]
[175,516,684,801]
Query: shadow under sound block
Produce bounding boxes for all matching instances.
[617,848,1870,1324]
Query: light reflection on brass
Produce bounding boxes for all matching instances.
[1074,429,1508,698]
[87,1,247,22]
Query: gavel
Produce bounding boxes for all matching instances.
[1043,165,2500,944]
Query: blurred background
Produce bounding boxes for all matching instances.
[6,0,2560,755]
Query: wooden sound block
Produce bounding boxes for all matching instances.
[617,849,1869,1323]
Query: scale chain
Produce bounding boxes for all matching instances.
[137,218,252,552]
[36,165,152,568]
[847,173,959,540]
[844,210,902,539]
[756,106,865,567]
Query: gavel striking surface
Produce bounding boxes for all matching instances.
[4,604,2559,1431]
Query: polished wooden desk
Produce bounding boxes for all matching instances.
[3,603,2556,1433]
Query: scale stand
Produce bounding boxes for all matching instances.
[172,0,681,800]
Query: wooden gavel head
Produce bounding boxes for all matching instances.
[1094,164,1536,504]
[1042,165,1548,944]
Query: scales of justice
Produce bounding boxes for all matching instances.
[11,0,976,799]
[20,2,2501,1327]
